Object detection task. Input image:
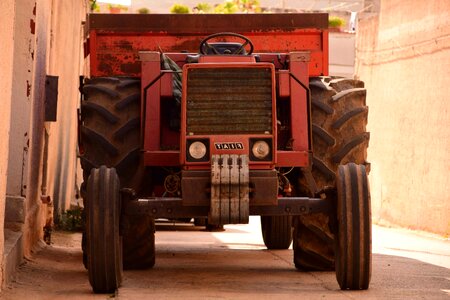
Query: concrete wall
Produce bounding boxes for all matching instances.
[19,0,87,255]
[356,0,450,235]
[22,0,51,256]
[1,0,88,287]
[0,0,16,290]
[46,0,86,221]
[5,0,40,257]
[6,0,34,199]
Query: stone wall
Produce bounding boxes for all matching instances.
[356,0,450,235]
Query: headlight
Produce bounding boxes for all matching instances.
[189,141,207,160]
[252,140,270,159]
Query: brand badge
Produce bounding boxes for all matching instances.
[214,142,244,150]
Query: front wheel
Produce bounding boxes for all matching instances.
[86,166,122,293]
[335,163,371,290]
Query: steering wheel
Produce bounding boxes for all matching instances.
[199,32,254,55]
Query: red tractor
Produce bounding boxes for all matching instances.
[79,13,371,293]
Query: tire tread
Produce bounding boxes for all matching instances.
[294,76,369,271]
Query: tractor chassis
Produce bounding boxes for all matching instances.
[125,197,334,219]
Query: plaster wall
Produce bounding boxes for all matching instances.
[22,0,88,255]
[0,0,16,290]
[46,0,87,219]
[23,0,52,256]
[6,0,35,198]
[2,0,87,259]
[356,0,450,235]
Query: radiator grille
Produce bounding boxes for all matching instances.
[186,67,273,135]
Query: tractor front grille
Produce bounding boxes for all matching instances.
[186,67,273,135]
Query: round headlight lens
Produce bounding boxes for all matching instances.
[189,141,207,160]
[252,140,270,159]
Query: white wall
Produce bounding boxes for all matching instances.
[329,32,356,77]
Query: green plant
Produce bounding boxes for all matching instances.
[170,4,190,14]
[108,4,129,12]
[89,0,100,12]
[214,1,239,13]
[214,0,260,14]
[57,206,84,232]
[138,7,150,14]
[328,16,346,28]
[237,0,261,13]
[195,2,212,13]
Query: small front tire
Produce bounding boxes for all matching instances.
[86,166,123,293]
[335,163,371,290]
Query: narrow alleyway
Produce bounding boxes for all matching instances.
[1,218,449,299]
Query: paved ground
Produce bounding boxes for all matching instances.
[1,217,449,299]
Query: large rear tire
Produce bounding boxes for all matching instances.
[80,77,143,189]
[86,166,122,293]
[122,214,155,269]
[261,216,292,249]
[293,214,334,270]
[81,77,154,270]
[335,163,371,290]
[294,77,369,271]
[310,77,369,187]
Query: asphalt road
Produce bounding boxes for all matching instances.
[1,217,449,299]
